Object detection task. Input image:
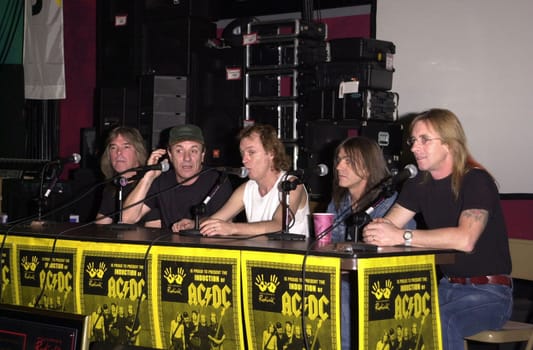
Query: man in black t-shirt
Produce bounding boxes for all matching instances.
[122,124,232,229]
[363,109,512,349]
[97,126,161,224]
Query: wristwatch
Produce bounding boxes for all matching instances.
[403,230,413,246]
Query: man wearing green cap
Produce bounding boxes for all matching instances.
[122,124,232,228]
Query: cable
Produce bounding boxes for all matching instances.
[297,170,402,349]
[29,167,216,307]
[129,231,173,344]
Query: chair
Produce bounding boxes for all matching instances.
[463,321,533,350]
[464,239,533,350]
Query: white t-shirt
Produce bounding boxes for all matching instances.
[243,171,310,236]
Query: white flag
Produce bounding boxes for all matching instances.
[23,0,66,99]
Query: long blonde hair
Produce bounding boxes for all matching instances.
[100,126,148,179]
[411,109,485,198]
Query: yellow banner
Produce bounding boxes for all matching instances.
[242,251,341,350]
[357,255,442,350]
[14,236,78,313]
[152,246,243,350]
[80,242,150,346]
[0,233,16,305]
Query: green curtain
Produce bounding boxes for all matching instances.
[0,0,23,64]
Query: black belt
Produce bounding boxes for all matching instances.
[447,275,511,287]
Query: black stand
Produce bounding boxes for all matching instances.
[345,211,372,242]
[117,185,125,223]
[106,177,137,230]
[179,203,206,236]
[268,178,306,241]
[180,171,227,237]
[109,184,137,230]
[32,163,60,227]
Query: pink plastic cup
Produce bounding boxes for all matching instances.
[312,213,335,243]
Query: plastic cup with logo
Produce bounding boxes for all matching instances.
[312,213,335,244]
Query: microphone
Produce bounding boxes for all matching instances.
[180,172,229,237]
[119,159,170,175]
[202,172,228,206]
[113,176,129,188]
[215,166,249,178]
[137,159,170,172]
[49,153,81,166]
[116,159,170,184]
[288,164,329,178]
[42,154,82,199]
[387,164,418,188]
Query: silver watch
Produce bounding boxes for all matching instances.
[403,230,413,246]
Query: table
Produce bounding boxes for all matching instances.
[0,223,454,349]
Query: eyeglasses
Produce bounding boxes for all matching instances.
[406,135,442,147]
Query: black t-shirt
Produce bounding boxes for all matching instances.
[144,167,233,229]
[98,182,159,224]
[398,168,511,277]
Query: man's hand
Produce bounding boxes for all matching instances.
[172,218,195,233]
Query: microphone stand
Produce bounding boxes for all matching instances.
[108,176,138,230]
[340,182,396,251]
[34,163,61,227]
[268,177,306,241]
[179,203,206,236]
[180,172,227,237]
[117,183,125,223]
[345,211,372,242]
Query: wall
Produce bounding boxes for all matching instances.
[376,0,533,193]
[59,1,96,162]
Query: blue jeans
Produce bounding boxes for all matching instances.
[438,277,513,350]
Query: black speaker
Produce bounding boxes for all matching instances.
[0,64,26,159]
[97,0,216,85]
[97,86,139,136]
[144,0,218,20]
[97,0,144,85]
[1,179,74,222]
[139,75,189,149]
[298,120,361,200]
[141,18,216,76]
[80,128,99,170]
[196,47,244,167]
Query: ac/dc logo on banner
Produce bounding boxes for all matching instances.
[160,260,233,309]
[251,266,331,322]
[19,250,73,294]
[368,270,432,321]
[83,255,146,301]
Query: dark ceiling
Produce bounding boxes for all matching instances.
[216,0,374,20]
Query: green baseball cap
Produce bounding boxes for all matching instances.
[168,124,204,145]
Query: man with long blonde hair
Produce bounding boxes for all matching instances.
[363,108,512,349]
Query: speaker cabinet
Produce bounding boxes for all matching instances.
[141,18,216,77]
[0,65,26,159]
[298,120,361,200]
[80,128,99,170]
[97,86,139,137]
[97,0,216,85]
[139,75,188,149]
